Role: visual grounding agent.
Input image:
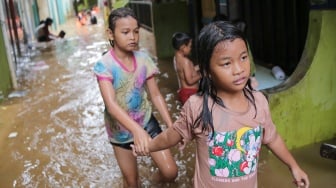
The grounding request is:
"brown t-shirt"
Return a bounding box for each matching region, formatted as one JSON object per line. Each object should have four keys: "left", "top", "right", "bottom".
{"left": 173, "top": 91, "right": 277, "bottom": 188}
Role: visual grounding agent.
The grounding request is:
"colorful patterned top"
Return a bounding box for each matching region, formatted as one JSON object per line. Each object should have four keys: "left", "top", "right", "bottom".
{"left": 93, "top": 49, "right": 158, "bottom": 144}
{"left": 173, "top": 91, "right": 277, "bottom": 188}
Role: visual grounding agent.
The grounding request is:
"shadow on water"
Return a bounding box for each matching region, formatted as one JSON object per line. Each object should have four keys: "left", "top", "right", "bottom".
{"left": 0, "top": 16, "right": 335, "bottom": 188}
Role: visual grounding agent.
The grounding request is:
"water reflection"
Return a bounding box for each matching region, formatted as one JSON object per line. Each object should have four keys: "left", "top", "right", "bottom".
{"left": 0, "top": 17, "right": 335, "bottom": 188}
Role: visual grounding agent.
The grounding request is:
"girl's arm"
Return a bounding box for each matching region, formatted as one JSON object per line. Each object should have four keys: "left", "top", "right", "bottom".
{"left": 267, "top": 134, "right": 310, "bottom": 188}
{"left": 146, "top": 77, "right": 173, "bottom": 127}
{"left": 98, "top": 80, "right": 151, "bottom": 149}
{"left": 150, "top": 127, "right": 182, "bottom": 151}
{"left": 133, "top": 126, "right": 183, "bottom": 156}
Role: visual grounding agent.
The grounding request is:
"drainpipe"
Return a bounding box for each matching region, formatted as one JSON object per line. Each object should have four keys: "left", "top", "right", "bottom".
{"left": 20, "top": 0, "right": 36, "bottom": 43}
{"left": 0, "top": 1, "right": 18, "bottom": 89}
{"left": 4, "top": 0, "right": 17, "bottom": 64}
{"left": 8, "top": 0, "right": 21, "bottom": 57}
{"left": 188, "top": 0, "right": 202, "bottom": 61}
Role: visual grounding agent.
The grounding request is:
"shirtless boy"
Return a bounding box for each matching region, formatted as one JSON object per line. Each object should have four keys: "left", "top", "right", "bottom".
{"left": 172, "top": 32, "right": 201, "bottom": 105}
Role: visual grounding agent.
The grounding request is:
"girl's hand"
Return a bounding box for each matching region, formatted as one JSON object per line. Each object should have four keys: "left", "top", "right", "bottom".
{"left": 291, "top": 166, "right": 310, "bottom": 188}
{"left": 132, "top": 127, "right": 151, "bottom": 155}
{"left": 130, "top": 144, "right": 140, "bottom": 156}
{"left": 130, "top": 143, "right": 151, "bottom": 156}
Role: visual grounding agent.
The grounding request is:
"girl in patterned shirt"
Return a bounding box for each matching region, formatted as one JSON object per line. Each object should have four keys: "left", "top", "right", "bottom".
{"left": 94, "top": 7, "right": 177, "bottom": 187}
{"left": 132, "top": 21, "right": 309, "bottom": 188}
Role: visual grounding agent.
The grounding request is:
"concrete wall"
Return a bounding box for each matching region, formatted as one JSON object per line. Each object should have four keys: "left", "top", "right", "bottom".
{"left": 267, "top": 10, "right": 336, "bottom": 149}
{"left": 0, "top": 25, "right": 12, "bottom": 101}
{"left": 153, "top": 2, "right": 189, "bottom": 58}
{"left": 37, "top": 0, "right": 49, "bottom": 22}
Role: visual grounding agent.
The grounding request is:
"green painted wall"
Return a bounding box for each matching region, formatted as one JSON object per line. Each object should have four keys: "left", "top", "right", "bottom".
{"left": 153, "top": 2, "right": 189, "bottom": 58}
{"left": 267, "top": 10, "right": 336, "bottom": 149}
{"left": 0, "top": 25, "right": 13, "bottom": 101}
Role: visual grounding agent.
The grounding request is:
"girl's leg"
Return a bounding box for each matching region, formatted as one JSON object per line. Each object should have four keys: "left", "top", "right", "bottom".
{"left": 150, "top": 149, "right": 178, "bottom": 182}
{"left": 113, "top": 145, "right": 140, "bottom": 188}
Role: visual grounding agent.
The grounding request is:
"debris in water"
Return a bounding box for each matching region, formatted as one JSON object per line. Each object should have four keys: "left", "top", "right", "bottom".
{"left": 8, "top": 90, "right": 27, "bottom": 98}
{"left": 320, "top": 143, "right": 336, "bottom": 160}
{"left": 8, "top": 132, "right": 18, "bottom": 138}
{"left": 32, "top": 60, "right": 49, "bottom": 71}
{"left": 161, "top": 73, "right": 168, "bottom": 78}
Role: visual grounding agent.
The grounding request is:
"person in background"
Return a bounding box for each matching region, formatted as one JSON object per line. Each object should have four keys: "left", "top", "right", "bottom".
{"left": 132, "top": 21, "right": 310, "bottom": 188}
{"left": 87, "top": 10, "right": 97, "bottom": 25}
{"left": 172, "top": 32, "right": 201, "bottom": 105}
{"left": 35, "top": 17, "right": 65, "bottom": 42}
{"left": 93, "top": 7, "right": 177, "bottom": 187}
{"left": 77, "top": 10, "right": 87, "bottom": 25}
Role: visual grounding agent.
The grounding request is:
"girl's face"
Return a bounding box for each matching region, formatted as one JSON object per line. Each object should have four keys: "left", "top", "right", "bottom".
{"left": 109, "top": 16, "right": 139, "bottom": 51}
{"left": 209, "top": 38, "right": 250, "bottom": 93}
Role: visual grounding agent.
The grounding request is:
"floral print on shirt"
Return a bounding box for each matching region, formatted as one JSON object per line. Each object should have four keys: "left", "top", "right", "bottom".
{"left": 208, "top": 126, "right": 262, "bottom": 178}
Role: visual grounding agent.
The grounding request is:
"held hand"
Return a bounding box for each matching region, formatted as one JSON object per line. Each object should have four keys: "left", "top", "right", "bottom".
{"left": 132, "top": 127, "right": 151, "bottom": 156}
{"left": 130, "top": 143, "right": 150, "bottom": 156}
{"left": 291, "top": 167, "right": 310, "bottom": 188}
{"left": 130, "top": 144, "right": 140, "bottom": 156}
{"left": 131, "top": 144, "right": 149, "bottom": 157}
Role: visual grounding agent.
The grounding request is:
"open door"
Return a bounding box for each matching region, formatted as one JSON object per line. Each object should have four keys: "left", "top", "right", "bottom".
{"left": 240, "top": 0, "right": 310, "bottom": 76}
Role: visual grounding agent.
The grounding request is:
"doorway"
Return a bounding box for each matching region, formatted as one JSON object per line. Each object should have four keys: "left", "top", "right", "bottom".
{"left": 235, "top": 0, "right": 310, "bottom": 76}
{"left": 198, "top": 0, "right": 310, "bottom": 89}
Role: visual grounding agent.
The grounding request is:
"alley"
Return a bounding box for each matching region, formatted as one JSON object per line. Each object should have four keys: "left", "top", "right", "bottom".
{"left": 0, "top": 15, "right": 335, "bottom": 188}
{"left": 0, "top": 16, "right": 191, "bottom": 187}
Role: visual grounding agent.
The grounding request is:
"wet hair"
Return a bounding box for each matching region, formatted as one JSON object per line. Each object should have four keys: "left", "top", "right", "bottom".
{"left": 107, "top": 7, "right": 139, "bottom": 47}
{"left": 172, "top": 32, "right": 191, "bottom": 50}
{"left": 108, "top": 7, "right": 139, "bottom": 32}
{"left": 212, "top": 14, "right": 228, "bottom": 22}
{"left": 45, "top": 17, "right": 53, "bottom": 25}
{"left": 195, "top": 21, "right": 256, "bottom": 138}
{"left": 232, "top": 19, "right": 247, "bottom": 33}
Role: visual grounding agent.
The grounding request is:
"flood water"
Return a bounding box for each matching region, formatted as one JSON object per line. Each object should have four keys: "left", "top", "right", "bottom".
{"left": 0, "top": 16, "right": 335, "bottom": 188}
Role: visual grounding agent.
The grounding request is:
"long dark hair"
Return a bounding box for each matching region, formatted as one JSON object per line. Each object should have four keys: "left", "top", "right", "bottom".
{"left": 194, "top": 21, "right": 256, "bottom": 138}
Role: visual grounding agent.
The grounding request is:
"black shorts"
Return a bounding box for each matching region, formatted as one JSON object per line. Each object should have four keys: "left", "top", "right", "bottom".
{"left": 38, "top": 36, "right": 50, "bottom": 42}
{"left": 111, "top": 115, "right": 162, "bottom": 150}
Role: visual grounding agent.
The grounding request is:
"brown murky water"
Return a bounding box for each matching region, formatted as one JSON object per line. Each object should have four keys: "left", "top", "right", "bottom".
{"left": 0, "top": 16, "right": 335, "bottom": 188}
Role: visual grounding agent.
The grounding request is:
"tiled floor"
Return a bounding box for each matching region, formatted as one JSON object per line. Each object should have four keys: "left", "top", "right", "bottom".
{"left": 254, "top": 64, "right": 285, "bottom": 90}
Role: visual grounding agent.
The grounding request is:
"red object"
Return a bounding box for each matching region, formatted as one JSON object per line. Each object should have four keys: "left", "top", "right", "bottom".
{"left": 104, "top": 0, "right": 108, "bottom": 6}
{"left": 178, "top": 88, "right": 198, "bottom": 105}
{"left": 226, "top": 139, "right": 234, "bottom": 147}
{"left": 212, "top": 146, "right": 224, "bottom": 156}
{"left": 239, "top": 161, "right": 248, "bottom": 171}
